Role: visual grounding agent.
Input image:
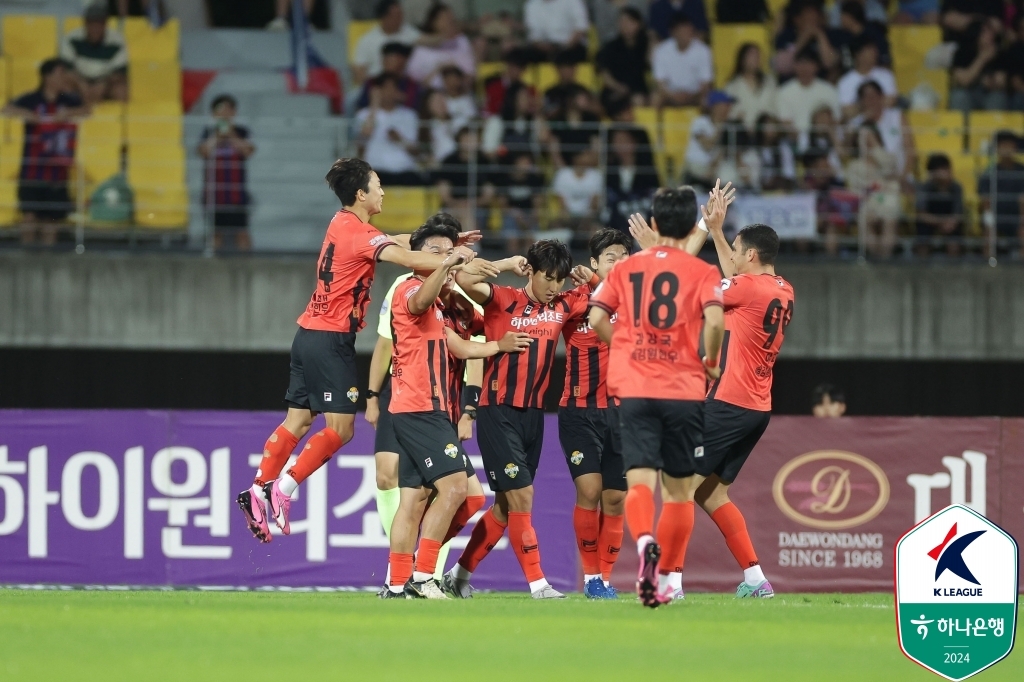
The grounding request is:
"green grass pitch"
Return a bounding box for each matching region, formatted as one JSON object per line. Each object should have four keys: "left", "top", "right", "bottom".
{"left": 0, "top": 590, "right": 1019, "bottom": 681}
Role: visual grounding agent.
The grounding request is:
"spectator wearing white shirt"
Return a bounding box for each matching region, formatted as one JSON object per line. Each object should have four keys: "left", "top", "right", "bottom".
{"left": 837, "top": 39, "right": 897, "bottom": 120}
{"left": 552, "top": 148, "right": 603, "bottom": 236}
{"left": 847, "top": 80, "right": 914, "bottom": 177}
{"left": 651, "top": 15, "right": 713, "bottom": 107}
{"left": 355, "top": 74, "right": 423, "bottom": 185}
{"left": 524, "top": 0, "right": 591, "bottom": 62}
{"left": 352, "top": 0, "right": 422, "bottom": 86}
{"left": 776, "top": 48, "right": 840, "bottom": 139}
{"left": 440, "top": 65, "right": 477, "bottom": 131}
{"left": 684, "top": 90, "right": 736, "bottom": 187}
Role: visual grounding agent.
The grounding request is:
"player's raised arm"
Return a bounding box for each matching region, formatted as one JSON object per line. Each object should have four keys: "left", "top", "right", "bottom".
{"left": 378, "top": 240, "right": 477, "bottom": 272}
{"left": 407, "top": 251, "right": 468, "bottom": 315}
{"left": 452, "top": 255, "right": 524, "bottom": 305}
{"left": 444, "top": 327, "right": 532, "bottom": 359}
{"left": 702, "top": 180, "right": 740, "bottom": 278}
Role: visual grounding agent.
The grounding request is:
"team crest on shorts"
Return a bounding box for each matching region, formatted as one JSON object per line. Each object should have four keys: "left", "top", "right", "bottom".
{"left": 694, "top": 446, "right": 705, "bottom": 458}
{"left": 444, "top": 443, "right": 458, "bottom": 458}
{"left": 504, "top": 463, "right": 519, "bottom": 479}
{"left": 347, "top": 387, "right": 359, "bottom": 402}
{"left": 570, "top": 450, "right": 584, "bottom": 465}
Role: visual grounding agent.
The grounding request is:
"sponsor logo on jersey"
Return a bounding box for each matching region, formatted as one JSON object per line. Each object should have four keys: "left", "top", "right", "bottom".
{"left": 570, "top": 451, "right": 584, "bottom": 465}
{"left": 370, "top": 234, "right": 390, "bottom": 247}
{"left": 444, "top": 443, "right": 458, "bottom": 458}
{"left": 347, "top": 387, "right": 359, "bottom": 402}
{"left": 504, "top": 463, "right": 519, "bottom": 479}
{"left": 772, "top": 450, "right": 890, "bottom": 530}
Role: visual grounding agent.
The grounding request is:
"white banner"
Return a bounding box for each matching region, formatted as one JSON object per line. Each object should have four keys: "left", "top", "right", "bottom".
{"left": 729, "top": 192, "right": 818, "bottom": 239}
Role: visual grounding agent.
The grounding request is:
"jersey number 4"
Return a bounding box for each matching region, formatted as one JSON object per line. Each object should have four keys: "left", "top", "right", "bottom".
{"left": 628, "top": 272, "right": 679, "bottom": 329}
{"left": 762, "top": 298, "right": 793, "bottom": 349}
{"left": 318, "top": 243, "right": 336, "bottom": 293}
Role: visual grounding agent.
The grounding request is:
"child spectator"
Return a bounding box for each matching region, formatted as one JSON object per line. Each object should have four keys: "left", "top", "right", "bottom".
{"left": 596, "top": 7, "right": 651, "bottom": 113}
{"left": 355, "top": 74, "right": 423, "bottom": 186}
{"left": 724, "top": 43, "right": 778, "bottom": 133}
{"left": 495, "top": 152, "right": 546, "bottom": 253}
{"left": 915, "top": 153, "right": 965, "bottom": 256}
{"left": 197, "top": 94, "right": 256, "bottom": 252}
{"left": 651, "top": 15, "right": 713, "bottom": 107}
{"left": 60, "top": 3, "right": 128, "bottom": 104}
{"left": 806, "top": 105, "right": 846, "bottom": 180}
{"left": 552, "top": 147, "right": 603, "bottom": 237}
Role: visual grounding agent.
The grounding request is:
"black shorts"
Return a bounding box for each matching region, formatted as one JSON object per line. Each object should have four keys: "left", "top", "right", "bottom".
{"left": 374, "top": 376, "right": 401, "bottom": 455}
{"left": 558, "top": 406, "right": 627, "bottom": 492}
{"left": 617, "top": 398, "right": 704, "bottom": 478}
{"left": 284, "top": 327, "right": 359, "bottom": 414}
{"left": 697, "top": 399, "right": 771, "bottom": 484}
{"left": 18, "top": 182, "right": 71, "bottom": 221}
{"left": 393, "top": 410, "right": 471, "bottom": 489}
{"left": 477, "top": 404, "right": 544, "bottom": 492}
{"left": 213, "top": 208, "right": 249, "bottom": 232}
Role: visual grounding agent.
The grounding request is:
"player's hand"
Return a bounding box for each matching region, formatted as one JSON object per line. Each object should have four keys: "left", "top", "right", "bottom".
{"left": 459, "top": 258, "right": 500, "bottom": 279}
{"left": 453, "top": 245, "right": 477, "bottom": 263}
{"left": 702, "top": 356, "right": 722, "bottom": 381}
{"left": 456, "top": 230, "right": 482, "bottom": 247}
{"left": 507, "top": 255, "right": 529, "bottom": 276}
{"left": 628, "top": 213, "right": 658, "bottom": 250}
{"left": 497, "top": 332, "right": 533, "bottom": 353}
{"left": 364, "top": 398, "right": 380, "bottom": 430}
{"left": 442, "top": 251, "right": 467, "bottom": 270}
{"left": 701, "top": 179, "right": 731, "bottom": 235}
{"left": 457, "top": 413, "right": 474, "bottom": 441}
{"left": 570, "top": 264, "right": 595, "bottom": 287}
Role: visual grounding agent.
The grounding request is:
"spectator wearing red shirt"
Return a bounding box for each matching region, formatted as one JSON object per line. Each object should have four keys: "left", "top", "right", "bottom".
{"left": 198, "top": 94, "right": 256, "bottom": 252}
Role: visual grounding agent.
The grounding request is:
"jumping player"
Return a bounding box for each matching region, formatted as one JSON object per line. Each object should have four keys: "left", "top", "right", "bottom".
{"left": 237, "top": 158, "right": 483, "bottom": 542}
{"left": 589, "top": 187, "right": 725, "bottom": 608}
{"left": 558, "top": 229, "right": 633, "bottom": 599}
{"left": 443, "top": 240, "right": 592, "bottom": 599}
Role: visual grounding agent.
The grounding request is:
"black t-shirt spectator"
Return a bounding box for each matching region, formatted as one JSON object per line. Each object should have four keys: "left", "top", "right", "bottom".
{"left": 596, "top": 36, "right": 649, "bottom": 96}
{"left": 941, "top": 0, "right": 1004, "bottom": 45}
{"left": 716, "top": 0, "right": 769, "bottom": 23}
{"left": 550, "top": 112, "right": 600, "bottom": 165}
{"left": 1003, "top": 39, "right": 1024, "bottom": 83}
{"left": 775, "top": 25, "right": 845, "bottom": 74}
{"left": 952, "top": 30, "right": 1006, "bottom": 84}
{"left": 434, "top": 151, "right": 496, "bottom": 199}
{"left": 493, "top": 168, "right": 545, "bottom": 210}
{"left": 836, "top": 22, "right": 892, "bottom": 69}
{"left": 915, "top": 180, "right": 964, "bottom": 235}
{"left": 978, "top": 161, "right": 1024, "bottom": 236}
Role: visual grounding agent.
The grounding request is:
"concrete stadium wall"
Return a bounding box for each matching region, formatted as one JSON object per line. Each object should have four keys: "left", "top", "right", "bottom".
{"left": 1, "top": 254, "right": 1023, "bottom": 359}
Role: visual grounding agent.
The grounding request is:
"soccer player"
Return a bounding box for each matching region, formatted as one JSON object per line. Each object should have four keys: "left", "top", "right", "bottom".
{"left": 589, "top": 187, "right": 725, "bottom": 608}
{"left": 383, "top": 222, "right": 532, "bottom": 598}
{"left": 443, "top": 240, "right": 592, "bottom": 599}
{"left": 237, "top": 158, "right": 485, "bottom": 542}
{"left": 689, "top": 216, "right": 794, "bottom": 599}
{"left": 558, "top": 229, "right": 633, "bottom": 599}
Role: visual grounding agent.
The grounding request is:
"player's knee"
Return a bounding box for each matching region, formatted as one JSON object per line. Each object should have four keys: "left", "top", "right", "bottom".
{"left": 375, "top": 470, "right": 398, "bottom": 490}
{"left": 506, "top": 486, "right": 534, "bottom": 512}
{"left": 602, "top": 490, "right": 626, "bottom": 515}
{"left": 438, "top": 474, "right": 468, "bottom": 506}
{"left": 574, "top": 478, "right": 602, "bottom": 509}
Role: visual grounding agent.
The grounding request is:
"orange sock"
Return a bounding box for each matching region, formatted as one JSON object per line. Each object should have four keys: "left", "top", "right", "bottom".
{"left": 711, "top": 502, "right": 759, "bottom": 569}
{"left": 573, "top": 506, "right": 601, "bottom": 575}
{"left": 254, "top": 426, "right": 299, "bottom": 487}
{"left": 624, "top": 485, "right": 655, "bottom": 542}
{"left": 415, "top": 538, "right": 442, "bottom": 576}
{"left": 598, "top": 512, "right": 624, "bottom": 582}
{"left": 457, "top": 506, "right": 507, "bottom": 573}
{"left": 285, "top": 428, "right": 344, "bottom": 485}
{"left": 508, "top": 511, "right": 545, "bottom": 583}
{"left": 657, "top": 501, "right": 695, "bottom": 575}
{"left": 389, "top": 552, "right": 413, "bottom": 587}
{"left": 443, "top": 495, "right": 486, "bottom": 545}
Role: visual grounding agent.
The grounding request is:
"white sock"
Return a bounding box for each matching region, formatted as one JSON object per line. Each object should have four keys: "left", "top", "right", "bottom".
{"left": 669, "top": 572, "right": 682, "bottom": 591}
{"left": 412, "top": 571, "right": 432, "bottom": 582}
{"left": 636, "top": 534, "right": 654, "bottom": 555}
{"left": 584, "top": 573, "right": 602, "bottom": 583}
{"left": 388, "top": 584, "right": 403, "bottom": 594}
{"left": 452, "top": 563, "right": 472, "bottom": 581}
{"left": 657, "top": 573, "right": 671, "bottom": 592}
{"left": 250, "top": 482, "right": 268, "bottom": 508}
{"left": 604, "top": 580, "right": 611, "bottom": 587}
{"left": 277, "top": 474, "right": 298, "bottom": 498}
{"left": 529, "top": 578, "right": 550, "bottom": 593}
{"left": 385, "top": 563, "right": 391, "bottom": 585}
{"left": 744, "top": 565, "right": 766, "bottom": 586}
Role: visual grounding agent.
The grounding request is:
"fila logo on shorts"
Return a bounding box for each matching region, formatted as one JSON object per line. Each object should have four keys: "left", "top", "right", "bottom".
{"left": 425, "top": 457, "right": 433, "bottom": 468}
{"left": 695, "top": 446, "right": 705, "bottom": 458}
{"left": 324, "top": 392, "right": 332, "bottom": 402}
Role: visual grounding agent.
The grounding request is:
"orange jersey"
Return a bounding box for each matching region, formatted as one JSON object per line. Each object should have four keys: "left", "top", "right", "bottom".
{"left": 442, "top": 294, "right": 485, "bottom": 422}
{"left": 481, "top": 284, "right": 590, "bottom": 409}
{"left": 591, "top": 245, "right": 723, "bottom": 401}
{"left": 707, "top": 273, "right": 794, "bottom": 411}
{"left": 296, "top": 210, "right": 396, "bottom": 333}
{"left": 560, "top": 284, "right": 611, "bottom": 409}
{"left": 388, "top": 278, "right": 453, "bottom": 415}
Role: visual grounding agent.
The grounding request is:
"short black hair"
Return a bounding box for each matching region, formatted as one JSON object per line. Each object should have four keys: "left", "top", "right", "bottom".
{"left": 377, "top": 72, "right": 402, "bottom": 89}
{"left": 736, "top": 223, "right": 780, "bottom": 266}
{"left": 325, "top": 158, "right": 374, "bottom": 206}
{"left": 651, "top": 186, "right": 697, "bottom": 238}
{"left": 527, "top": 239, "right": 572, "bottom": 279}
{"left": 850, "top": 36, "right": 877, "bottom": 57}
{"left": 554, "top": 49, "right": 579, "bottom": 67}
{"left": 39, "top": 58, "right": 70, "bottom": 79}
{"left": 995, "top": 130, "right": 1019, "bottom": 147}
{"left": 440, "top": 64, "right": 464, "bottom": 78}
{"left": 856, "top": 79, "right": 883, "bottom": 100}
{"left": 410, "top": 213, "right": 460, "bottom": 251}
{"left": 794, "top": 46, "right": 820, "bottom": 67}
{"left": 589, "top": 228, "right": 633, "bottom": 259}
{"left": 669, "top": 14, "right": 693, "bottom": 30}
{"left": 504, "top": 47, "right": 530, "bottom": 67}
{"left": 210, "top": 94, "right": 238, "bottom": 112}
{"left": 375, "top": 0, "right": 399, "bottom": 19}
{"left": 381, "top": 41, "right": 413, "bottom": 58}
{"left": 813, "top": 383, "right": 845, "bottom": 407}
{"left": 926, "top": 153, "right": 951, "bottom": 172}
{"left": 840, "top": 0, "right": 865, "bottom": 24}
{"left": 621, "top": 6, "right": 643, "bottom": 24}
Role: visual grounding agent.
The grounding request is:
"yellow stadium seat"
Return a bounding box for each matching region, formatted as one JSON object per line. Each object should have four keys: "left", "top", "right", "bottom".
{"left": 129, "top": 60, "right": 181, "bottom": 104}
{"left": 77, "top": 103, "right": 124, "bottom": 188}
{"left": 122, "top": 18, "right": 179, "bottom": 63}
{"left": 967, "top": 111, "right": 1024, "bottom": 156}
{"left": 348, "top": 20, "right": 376, "bottom": 61}
{"left": 587, "top": 25, "right": 599, "bottom": 61}
{"left": 0, "top": 55, "right": 7, "bottom": 101}
{"left": 0, "top": 142, "right": 21, "bottom": 180}
{"left": 127, "top": 143, "right": 185, "bottom": 188}
{"left": 2, "top": 15, "right": 58, "bottom": 60}
{"left": 134, "top": 183, "right": 187, "bottom": 228}
{"left": 632, "top": 106, "right": 668, "bottom": 184}
{"left": 371, "top": 186, "right": 437, "bottom": 233}
{"left": 890, "top": 25, "right": 942, "bottom": 72}
{"left": 662, "top": 107, "right": 700, "bottom": 182}
{"left": 4, "top": 116, "right": 24, "bottom": 147}
{"left": 8, "top": 57, "right": 42, "bottom": 99}
{"left": 527, "top": 62, "right": 598, "bottom": 95}
{"left": 711, "top": 24, "right": 770, "bottom": 88}
{"left": 767, "top": 0, "right": 789, "bottom": 17}
{"left": 77, "top": 141, "right": 121, "bottom": 187}
{"left": 126, "top": 102, "right": 182, "bottom": 145}
{"left": 894, "top": 66, "right": 948, "bottom": 108}
{"left": 908, "top": 110, "right": 964, "bottom": 176}
{"left": 0, "top": 179, "right": 17, "bottom": 224}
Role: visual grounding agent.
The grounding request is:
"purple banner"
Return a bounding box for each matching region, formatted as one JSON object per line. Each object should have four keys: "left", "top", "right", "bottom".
{"left": 0, "top": 410, "right": 578, "bottom": 591}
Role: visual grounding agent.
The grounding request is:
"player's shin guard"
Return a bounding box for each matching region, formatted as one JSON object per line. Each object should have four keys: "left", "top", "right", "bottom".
{"left": 573, "top": 506, "right": 601, "bottom": 576}
{"left": 285, "top": 428, "right": 344, "bottom": 486}
{"left": 710, "top": 502, "right": 760, "bottom": 569}
{"left": 457, "top": 506, "right": 507, "bottom": 573}
{"left": 623, "top": 485, "right": 655, "bottom": 545}
{"left": 508, "top": 511, "right": 545, "bottom": 583}
{"left": 254, "top": 426, "right": 299, "bottom": 487}
{"left": 599, "top": 512, "right": 624, "bottom": 581}
{"left": 389, "top": 552, "right": 414, "bottom": 587}
{"left": 657, "top": 501, "right": 695, "bottom": 575}
{"left": 376, "top": 487, "right": 401, "bottom": 539}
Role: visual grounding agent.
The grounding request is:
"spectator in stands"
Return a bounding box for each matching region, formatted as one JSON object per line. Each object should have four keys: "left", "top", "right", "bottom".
{"left": 846, "top": 122, "right": 901, "bottom": 257}
{"left": 548, "top": 88, "right": 601, "bottom": 167}
{"left": 543, "top": 51, "right": 592, "bottom": 117}
{"left": 837, "top": 39, "right": 897, "bottom": 119}
{"left": 419, "top": 90, "right": 457, "bottom": 166}
{"left": 978, "top": 131, "right": 1024, "bottom": 247}
{"left": 803, "top": 149, "right": 856, "bottom": 256}
{"left": 684, "top": 90, "right": 736, "bottom": 188}
{"left": 605, "top": 127, "right": 660, "bottom": 232}
{"left": 807, "top": 105, "right": 846, "bottom": 179}
{"left": 915, "top": 153, "right": 965, "bottom": 256}
{"left": 352, "top": 0, "right": 422, "bottom": 87}
{"left": 835, "top": 2, "right": 892, "bottom": 70}
{"left": 440, "top": 66, "right": 477, "bottom": 130}
{"left": 494, "top": 151, "right": 545, "bottom": 253}
{"left": 355, "top": 74, "right": 423, "bottom": 186}
{"left": 1007, "top": 14, "right": 1024, "bottom": 110}
{"left": 847, "top": 80, "right": 913, "bottom": 177}
{"left": 753, "top": 113, "right": 797, "bottom": 191}
{"left": 773, "top": 0, "right": 841, "bottom": 81}
{"left": 197, "top": 94, "right": 255, "bottom": 252}
{"left": 2, "top": 59, "right": 87, "bottom": 246}
{"left": 649, "top": 0, "right": 709, "bottom": 40}
{"left": 482, "top": 48, "right": 531, "bottom": 116}
{"left": 812, "top": 384, "right": 847, "bottom": 417}
{"left": 523, "top": 0, "right": 590, "bottom": 63}
{"left": 950, "top": 20, "right": 1009, "bottom": 111}
{"left": 592, "top": 0, "right": 648, "bottom": 43}
{"left": 777, "top": 48, "right": 840, "bottom": 140}
{"left": 109, "top": 0, "right": 162, "bottom": 20}
{"left": 61, "top": 3, "right": 128, "bottom": 105}
{"left": 651, "top": 15, "right": 714, "bottom": 107}
{"left": 355, "top": 43, "right": 419, "bottom": 111}
{"left": 596, "top": 8, "right": 651, "bottom": 114}
{"left": 725, "top": 43, "right": 778, "bottom": 133}
{"left": 436, "top": 126, "right": 496, "bottom": 231}
{"left": 939, "top": 0, "right": 1004, "bottom": 48}
{"left": 482, "top": 83, "right": 549, "bottom": 161}
{"left": 552, "top": 147, "right": 603, "bottom": 237}
{"left": 716, "top": 0, "right": 770, "bottom": 24}
{"left": 267, "top": 0, "right": 315, "bottom": 30}
{"left": 894, "top": 0, "right": 940, "bottom": 24}
{"left": 828, "top": 0, "right": 888, "bottom": 29}
{"left": 408, "top": 3, "right": 476, "bottom": 88}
